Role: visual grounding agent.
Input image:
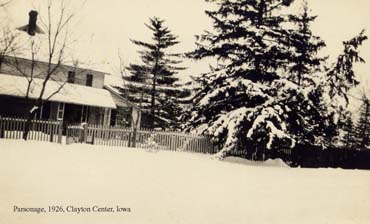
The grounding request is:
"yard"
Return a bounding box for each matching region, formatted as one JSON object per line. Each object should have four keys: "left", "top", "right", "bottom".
{"left": 0, "top": 139, "right": 370, "bottom": 224}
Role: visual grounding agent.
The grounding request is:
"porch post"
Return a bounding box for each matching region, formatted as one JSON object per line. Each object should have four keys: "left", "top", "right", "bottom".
{"left": 85, "top": 106, "right": 89, "bottom": 123}
{"left": 80, "top": 105, "right": 84, "bottom": 123}
{"left": 103, "top": 108, "right": 111, "bottom": 127}
{"left": 39, "top": 104, "right": 43, "bottom": 119}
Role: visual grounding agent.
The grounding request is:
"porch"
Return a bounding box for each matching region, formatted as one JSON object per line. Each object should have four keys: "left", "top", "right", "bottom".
{"left": 0, "top": 95, "right": 137, "bottom": 128}
{"left": 0, "top": 73, "right": 141, "bottom": 129}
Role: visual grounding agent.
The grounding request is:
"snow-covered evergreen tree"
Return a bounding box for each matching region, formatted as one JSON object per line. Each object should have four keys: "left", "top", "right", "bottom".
{"left": 185, "top": 0, "right": 367, "bottom": 160}
{"left": 185, "top": 0, "right": 302, "bottom": 159}
{"left": 121, "top": 17, "right": 188, "bottom": 129}
{"left": 319, "top": 30, "right": 368, "bottom": 146}
{"left": 341, "top": 115, "right": 356, "bottom": 148}
{"left": 280, "top": 1, "right": 329, "bottom": 145}
{"left": 287, "top": 0, "right": 326, "bottom": 87}
{"left": 326, "top": 30, "right": 367, "bottom": 106}
{"left": 355, "top": 96, "right": 370, "bottom": 148}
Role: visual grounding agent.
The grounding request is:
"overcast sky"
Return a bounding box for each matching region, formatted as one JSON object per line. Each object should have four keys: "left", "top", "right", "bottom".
{"left": 3, "top": 0, "right": 370, "bottom": 104}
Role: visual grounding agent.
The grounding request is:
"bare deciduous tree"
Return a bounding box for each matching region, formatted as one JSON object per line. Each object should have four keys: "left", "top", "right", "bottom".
{"left": 15, "top": 0, "right": 79, "bottom": 140}
{"left": 115, "top": 51, "right": 143, "bottom": 146}
{"left": 0, "top": 19, "right": 20, "bottom": 70}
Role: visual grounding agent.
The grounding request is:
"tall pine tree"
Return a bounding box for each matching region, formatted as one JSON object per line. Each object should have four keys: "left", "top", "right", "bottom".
{"left": 281, "top": 1, "right": 327, "bottom": 145}
{"left": 287, "top": 0, "right": 326, "bottom": 87}
{"left": 121, "top": 17, "right": 187, "bottom": 129}
{"left": 185, "top": 0, "right": 304, "bottom": 160}
{"left": 342, "top": 115, "right": 356, "bottom": 148}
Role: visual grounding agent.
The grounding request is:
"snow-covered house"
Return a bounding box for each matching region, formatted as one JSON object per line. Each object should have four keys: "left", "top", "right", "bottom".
{"left": 0, "top": 56, "right": 141, "bottom": 128}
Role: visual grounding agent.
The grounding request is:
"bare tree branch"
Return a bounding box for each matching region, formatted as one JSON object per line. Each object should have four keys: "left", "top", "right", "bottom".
{"left": 0, "top": 22, "right": 20, "bottom": 69}
{"left": 14, "top": 0, "right": 80, "bottom": 140}
{"left": 0, "top": 0, "right": 12, "bottom": 8}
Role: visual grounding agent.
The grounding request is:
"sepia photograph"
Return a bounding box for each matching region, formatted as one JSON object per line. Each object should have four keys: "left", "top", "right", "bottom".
{"left": 0, "top": 0, "right": 370, "bottom": 223}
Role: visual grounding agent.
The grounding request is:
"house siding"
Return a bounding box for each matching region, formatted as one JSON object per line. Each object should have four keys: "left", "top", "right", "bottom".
{"left": 0, "top": 56, "right": 105, "bottom": 89}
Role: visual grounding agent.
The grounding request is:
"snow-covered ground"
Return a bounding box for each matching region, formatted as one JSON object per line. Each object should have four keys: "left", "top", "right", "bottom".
{"left": 0, "top": 139, "right": 369, "bottom": 224}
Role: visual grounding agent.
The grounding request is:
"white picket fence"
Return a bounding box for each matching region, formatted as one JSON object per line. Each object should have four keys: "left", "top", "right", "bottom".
{"left": 0, "top": 116, "right": 62, "bottom": 143}
{"left": 66, "top": 124, "right": 217, "bottom": 154}
{"left": 0, "top": 117, "right": 216, "bottom": 154}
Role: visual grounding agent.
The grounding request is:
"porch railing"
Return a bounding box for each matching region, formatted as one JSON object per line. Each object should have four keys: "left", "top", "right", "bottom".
{"left": 66, "top": 124, "right": 217, "bottom": 154}
{"left": 0, "top": 116, "right": 63, "bottom": 143}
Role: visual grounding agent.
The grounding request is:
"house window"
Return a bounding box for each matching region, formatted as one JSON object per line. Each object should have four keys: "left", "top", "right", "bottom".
{"left": 57, "top": 103, "right": 65, "bottom": 121}
{"left": 86, "top": 74, "right": 93, "bottom": 87}
{"left": 67, "top": 71, "right": 75, "bottom": 83}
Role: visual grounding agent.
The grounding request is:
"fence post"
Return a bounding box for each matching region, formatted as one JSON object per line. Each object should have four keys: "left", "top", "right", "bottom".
{"left": 132, "top": 128, "right": 137, "bottom": 148}
{"left": 0, "top": 116, "right": 3, "bottom": 138}
{"left": 50, "top": 121, "right": 54, "bottom": 142}
{"left": 57, "top": 121, "right": 63, "bottom": 144}
{"left": 83, "top": 123, "right": 88, "bottom": 143}
{"left": 92, "top": 129, "right": 95, "bottom": 145}
{"left": 128, "top": 132, "right": 132, "bottom": 147}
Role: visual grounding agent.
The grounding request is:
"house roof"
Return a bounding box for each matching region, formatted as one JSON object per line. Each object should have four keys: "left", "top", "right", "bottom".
{"left": 3, "top": 55, "right": 109, "bottom": 76}
{"left": 0, "top": 73, "right": 116, "bottom": 108}
{"left": 104, "top": 85, "right": 141, "bottom": 111}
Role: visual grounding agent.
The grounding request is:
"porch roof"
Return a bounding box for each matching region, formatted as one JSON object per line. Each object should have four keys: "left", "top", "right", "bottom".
{"left": 104, "top": 85, "right": 141, "bottom": 110}
{"left": 0, "top": 73, "right": 116, "bottom": 109}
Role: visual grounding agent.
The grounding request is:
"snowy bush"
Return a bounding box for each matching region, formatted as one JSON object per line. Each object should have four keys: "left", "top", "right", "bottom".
{"left": 144, "top": 134, "right": 160, "bottom": 152}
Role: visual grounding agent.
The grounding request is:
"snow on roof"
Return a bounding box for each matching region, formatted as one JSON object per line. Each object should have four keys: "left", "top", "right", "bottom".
{"left": 0, "top": 73, "right": 116, "bottom": 109}
{"left": 119, "top": 79, "right": 190, "bottom": 92}
{"left": 4, "top": 56, "right": 108, "bottom": 76}
{"left": 104, "top": 85, "right": 140, "bottom": 110}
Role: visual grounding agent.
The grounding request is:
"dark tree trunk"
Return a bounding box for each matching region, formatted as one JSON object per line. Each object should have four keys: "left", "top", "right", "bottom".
{"left": 23, "top": 111, "right": 36, "bottom": 140}
{"left": 257, "top": 0, "right": 266, "bottom": 26}
{"left": 361, "top": 102, "right": 370, "bottom": 147}
{"left": 22, "top": 101, "right": 41, "bottom": 140}
{"left": 132, "top": 128, "right": 137, "bottom": 147}
{"left": 150, "top": 76, "right": 156, "bottom": 129}
{"left": 150, "top": 58, "right": 159, "bottom": 129}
